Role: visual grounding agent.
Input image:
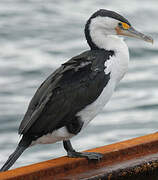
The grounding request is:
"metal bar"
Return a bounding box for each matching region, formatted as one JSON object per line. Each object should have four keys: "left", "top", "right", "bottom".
{"left": 1, "top": 132, "right": 158, "bottom": 180}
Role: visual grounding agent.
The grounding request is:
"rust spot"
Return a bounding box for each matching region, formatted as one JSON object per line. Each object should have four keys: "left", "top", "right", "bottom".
{"left": 121, "top": 171, "right": 127, "bottom": 176}
{"left": 134, "top": 166, "right": 142, "bottom": 174}
{"left": 108, "top": 173, "right": 112, "bottom": 180}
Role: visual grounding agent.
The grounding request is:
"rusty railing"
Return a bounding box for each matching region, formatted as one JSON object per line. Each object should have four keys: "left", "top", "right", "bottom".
{"left": 1, "top": 132, "right": 158, "bottom": 179}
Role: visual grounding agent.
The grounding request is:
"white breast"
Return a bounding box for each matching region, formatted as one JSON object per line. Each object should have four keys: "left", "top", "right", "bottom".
{"left": 77, "top": 36, "right": 129, "bottom": 128}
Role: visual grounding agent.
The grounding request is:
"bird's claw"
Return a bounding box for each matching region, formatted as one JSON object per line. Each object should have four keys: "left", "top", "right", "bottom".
{"left": 67, "top": 151, "right": 103, "bottom": 161}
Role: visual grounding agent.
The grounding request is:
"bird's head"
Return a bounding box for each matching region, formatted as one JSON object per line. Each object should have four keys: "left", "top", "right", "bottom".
{"left": 85, "top": 9, "right": 153, "bottom": 50}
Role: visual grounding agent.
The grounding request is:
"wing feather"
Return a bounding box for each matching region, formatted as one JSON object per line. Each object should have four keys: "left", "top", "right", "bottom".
{"left": 19, "top": 50, "right": 112, "bottom": 136}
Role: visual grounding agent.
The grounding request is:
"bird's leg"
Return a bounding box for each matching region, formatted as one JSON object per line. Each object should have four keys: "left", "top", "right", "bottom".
{"left": 63, "top": 140, "right": 103, "bottom": 160}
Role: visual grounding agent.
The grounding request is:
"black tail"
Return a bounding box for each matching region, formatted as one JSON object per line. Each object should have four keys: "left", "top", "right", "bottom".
{"left": 0, "top": 146, "right": 27, "bottom": 172}
{"left": 0, "top": 136, "right": 31, "bottom": 172}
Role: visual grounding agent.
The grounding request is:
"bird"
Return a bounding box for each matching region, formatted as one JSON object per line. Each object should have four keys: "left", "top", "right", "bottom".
{"left": 0, "top": 9, "right": 153, "bottom": 172}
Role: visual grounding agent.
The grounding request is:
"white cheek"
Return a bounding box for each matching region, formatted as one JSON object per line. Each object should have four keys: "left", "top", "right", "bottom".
{"left": 90, "top": 16, "right": 118, "bottom": 36}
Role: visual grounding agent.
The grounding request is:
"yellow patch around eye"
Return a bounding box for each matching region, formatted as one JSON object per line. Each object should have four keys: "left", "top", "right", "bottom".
{"left": 122, "top": 22, "right": 130, "bottom": 30}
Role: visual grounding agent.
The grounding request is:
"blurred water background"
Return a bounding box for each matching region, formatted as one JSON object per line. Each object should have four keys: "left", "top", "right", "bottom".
{"left": 0, "top": 0, "right": 158, "bottom": 169}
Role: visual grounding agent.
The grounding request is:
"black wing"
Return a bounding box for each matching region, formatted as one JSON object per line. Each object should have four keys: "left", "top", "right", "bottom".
{"left": 19, "top": 50, "right": 113, "bottom": 137}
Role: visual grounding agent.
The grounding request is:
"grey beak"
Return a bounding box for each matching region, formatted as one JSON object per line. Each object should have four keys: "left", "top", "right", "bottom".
{"left": 126, "top": 27, "right": 153, "bottom": 44}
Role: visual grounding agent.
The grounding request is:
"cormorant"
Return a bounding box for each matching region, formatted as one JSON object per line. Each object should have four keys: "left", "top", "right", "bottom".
{"left": 0, "top": 9, "right": 153, "bottom": 172}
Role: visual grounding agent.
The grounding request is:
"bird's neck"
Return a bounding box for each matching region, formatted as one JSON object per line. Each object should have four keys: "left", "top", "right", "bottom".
{"left": 85, "top": 23, "right": 130, "bottom": 82}
{"left": 89, "top": 30, "right": 130, "bottom": 83}
{"left": 104, "top": 36, "right": 129, "bottom": 83}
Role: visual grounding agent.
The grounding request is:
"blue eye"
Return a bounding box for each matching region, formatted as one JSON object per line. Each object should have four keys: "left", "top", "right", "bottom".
{"left": 118, "top": 23, "right": 122, "bottom": 27}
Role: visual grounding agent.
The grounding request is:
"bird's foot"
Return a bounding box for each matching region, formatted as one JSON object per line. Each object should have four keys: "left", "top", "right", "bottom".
{"left": 67, "top": 151, "right": 103, "bottom": 160}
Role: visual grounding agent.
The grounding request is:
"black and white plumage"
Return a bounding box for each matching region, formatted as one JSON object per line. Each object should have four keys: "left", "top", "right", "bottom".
{"left": 0, "top": 9, "right": 153, "bottom": 172}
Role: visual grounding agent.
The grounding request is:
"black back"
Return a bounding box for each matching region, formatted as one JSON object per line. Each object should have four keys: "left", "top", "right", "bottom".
{"left": 19, "top": 49, "right": 114, "bottom": 139}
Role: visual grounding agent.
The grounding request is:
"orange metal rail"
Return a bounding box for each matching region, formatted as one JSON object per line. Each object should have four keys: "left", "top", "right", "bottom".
{"left": 1, "top": 132, "right": 158, "bottom": 180}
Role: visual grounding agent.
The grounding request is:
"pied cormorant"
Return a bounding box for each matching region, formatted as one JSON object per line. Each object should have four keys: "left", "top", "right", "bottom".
{"left": 0, "top": 9, "right": 153, "bottom": 172}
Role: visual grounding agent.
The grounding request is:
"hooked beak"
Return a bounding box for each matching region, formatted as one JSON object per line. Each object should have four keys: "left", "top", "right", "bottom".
{"left": 116, "top": 26, "right": 153, "bottom": 44}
